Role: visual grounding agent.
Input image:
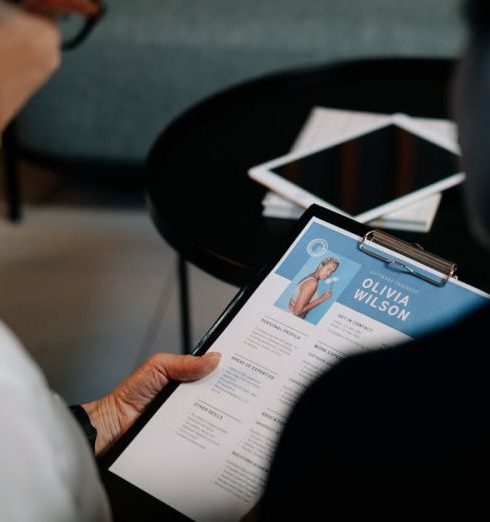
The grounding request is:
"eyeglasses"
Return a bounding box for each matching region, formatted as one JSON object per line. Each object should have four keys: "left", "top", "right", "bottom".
{"left": 8, "top": 0, "right": 106, "bottom": 50}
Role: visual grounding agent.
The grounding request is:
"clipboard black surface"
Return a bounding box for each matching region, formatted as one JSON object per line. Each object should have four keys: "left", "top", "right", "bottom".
{"left": 101, "top": 206, "right": 357, "bottom": 520}
{"left": 100, "top": 204, "right": 476, "bottom": 521}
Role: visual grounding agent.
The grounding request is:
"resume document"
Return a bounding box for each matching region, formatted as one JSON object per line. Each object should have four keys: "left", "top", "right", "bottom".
{"left": 110, "top": 217, "right": 487, "bottom": 521}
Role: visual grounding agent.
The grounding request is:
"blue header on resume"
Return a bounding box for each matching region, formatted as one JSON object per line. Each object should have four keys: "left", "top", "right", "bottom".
{"left": 275, "top": 220, "right": 488, "bottom": 338}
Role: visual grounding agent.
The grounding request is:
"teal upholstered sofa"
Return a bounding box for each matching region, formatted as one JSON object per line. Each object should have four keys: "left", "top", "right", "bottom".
{"left": 15, "top": 0, "right": 462, "bottom": 170}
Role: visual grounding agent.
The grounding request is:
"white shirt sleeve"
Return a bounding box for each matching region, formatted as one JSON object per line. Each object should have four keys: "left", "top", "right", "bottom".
{"left": 0, "top": 322, "right": 111, "bottom": 522}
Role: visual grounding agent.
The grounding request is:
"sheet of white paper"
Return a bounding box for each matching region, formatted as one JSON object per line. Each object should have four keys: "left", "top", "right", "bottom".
{"left": 368, "top": 192, "right": 442, "bottom": 233}
{"left": 263, "top": 191, "right": 442, "bottom": 232}
{"left": 262, "top": 107, "right": 458, "bottom": 232}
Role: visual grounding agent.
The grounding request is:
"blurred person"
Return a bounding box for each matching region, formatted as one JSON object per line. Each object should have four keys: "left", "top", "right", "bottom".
{"left": 0, "top": 2, "right": 220, "bottom": 520}
{"left": 255, "top": 0, "right": 490, "bottom": 519}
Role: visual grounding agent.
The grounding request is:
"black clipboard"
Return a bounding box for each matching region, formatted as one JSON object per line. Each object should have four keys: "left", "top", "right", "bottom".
{"left": 100, "top": 204, "right": 457, "bottom": 521}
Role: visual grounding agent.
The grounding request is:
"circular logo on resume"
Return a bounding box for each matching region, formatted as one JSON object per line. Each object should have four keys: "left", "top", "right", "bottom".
{"left": 307, "top": 238, "right": 328, "bottom": 257}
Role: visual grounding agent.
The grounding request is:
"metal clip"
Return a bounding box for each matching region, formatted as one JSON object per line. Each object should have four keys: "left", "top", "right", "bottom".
{"left": 358, "top": 230, "right": 457, "bottom": 287}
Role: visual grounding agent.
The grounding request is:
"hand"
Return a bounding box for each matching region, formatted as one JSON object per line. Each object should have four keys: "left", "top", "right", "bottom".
{"left": 82, "top": 352, "right": 221, "bottom": 456}
{"left": 321, "top": 289, "right": 332, "bottom": 300}
{"left": 0, "top": 1, "right": 60, "bottom": 130}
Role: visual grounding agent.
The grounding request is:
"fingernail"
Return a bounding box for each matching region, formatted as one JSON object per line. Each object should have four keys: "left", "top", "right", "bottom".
{"left": 203, "top": 352, "right": 221, "bottom": 361}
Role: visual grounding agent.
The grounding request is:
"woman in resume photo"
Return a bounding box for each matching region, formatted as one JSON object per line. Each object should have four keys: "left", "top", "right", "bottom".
{"left": 288, "top": 257, "right": 340, "bottom": 319}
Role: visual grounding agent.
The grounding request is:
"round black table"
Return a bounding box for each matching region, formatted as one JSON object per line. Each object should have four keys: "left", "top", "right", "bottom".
{"left": 147, "top": 58, "right": 490, "bottom": 351}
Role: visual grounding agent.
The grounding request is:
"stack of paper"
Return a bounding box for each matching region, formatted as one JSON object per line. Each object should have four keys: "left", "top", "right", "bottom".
{"left": 261, "top": 107, "right": 458, "bottom": 233}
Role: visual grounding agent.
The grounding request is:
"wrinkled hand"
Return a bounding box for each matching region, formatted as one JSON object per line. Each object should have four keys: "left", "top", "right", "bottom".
{"left": 82, "top": 352, "right": 221, "bottom": 456}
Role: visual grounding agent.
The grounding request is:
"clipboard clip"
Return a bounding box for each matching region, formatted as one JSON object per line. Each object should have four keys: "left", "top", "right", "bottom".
{"left": 358, "top": 230, "right": 457, "bottom": 287}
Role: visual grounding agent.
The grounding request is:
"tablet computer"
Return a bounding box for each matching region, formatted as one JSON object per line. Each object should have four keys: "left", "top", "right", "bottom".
{"left": 101, "top": 205, "right": 488, "bottom": 522}
{"left": 248, "top": 113, "right": 464, "bottom": 223}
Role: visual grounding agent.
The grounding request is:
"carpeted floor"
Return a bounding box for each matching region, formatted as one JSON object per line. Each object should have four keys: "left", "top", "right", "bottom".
{"left": 0, "top": 164, "right": 236, "bottom": 404}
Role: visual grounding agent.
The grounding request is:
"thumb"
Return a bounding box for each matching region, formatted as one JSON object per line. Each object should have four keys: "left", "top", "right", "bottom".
{"left": 150, "top": 352, "right": 222, "bottom": 384}
{"left": 114, "top": 352, "right": 221, "bottom": 409}
{"left": 85, "top": 352, "right": 221, "bottom": 456}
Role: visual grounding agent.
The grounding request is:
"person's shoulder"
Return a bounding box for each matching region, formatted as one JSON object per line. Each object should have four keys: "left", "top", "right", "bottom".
{"left": 299, "top": 276, "right": 317, "bottom": 289}
{"left": 0, "top": 320, "right": 112, "bottom": 522}
{"left": 0, "top": 321, "right": 47, "bottom": 391}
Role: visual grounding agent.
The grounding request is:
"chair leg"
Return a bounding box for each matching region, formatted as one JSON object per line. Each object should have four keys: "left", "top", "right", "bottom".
{"left": 178, "top": 256, "right": 192, "bottom": 354}
{"left": 2, "top": 122, "right": 22, "bottom": 222}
